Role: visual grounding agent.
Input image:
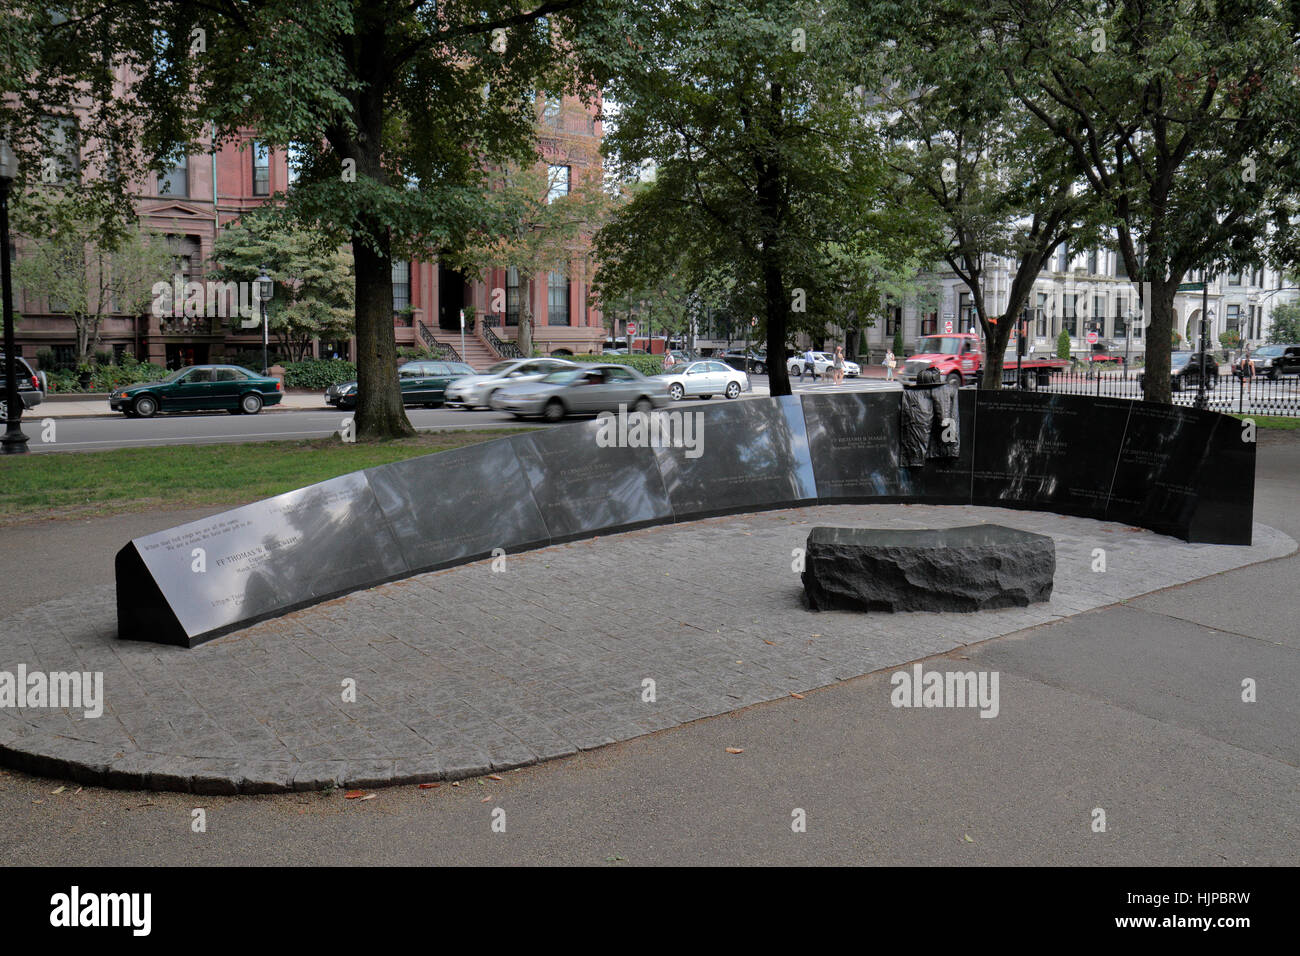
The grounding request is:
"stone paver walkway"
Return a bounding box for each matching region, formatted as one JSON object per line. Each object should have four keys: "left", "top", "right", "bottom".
{"left": 0, "top": 504, "right": 1292, "bottom": 793}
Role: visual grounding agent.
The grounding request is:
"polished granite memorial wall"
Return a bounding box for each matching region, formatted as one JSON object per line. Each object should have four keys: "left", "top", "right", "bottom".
{"left": 116, "top": 391, "right": 1255, "bottom": 646}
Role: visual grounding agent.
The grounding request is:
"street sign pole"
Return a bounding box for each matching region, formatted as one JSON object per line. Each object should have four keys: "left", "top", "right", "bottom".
{"left": 1196, "top": 278, "right": 1209, "bottom": 409}
{"left": 459, "top": 308, "right": 466, "bottom": 362}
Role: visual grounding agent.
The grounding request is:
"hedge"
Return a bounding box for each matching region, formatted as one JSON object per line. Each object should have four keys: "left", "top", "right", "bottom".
{"left": 280, "top": 358, "right": 358, "bottom": 389}
{"left": 572, "top": 353, "right": 665, "bottom": 376}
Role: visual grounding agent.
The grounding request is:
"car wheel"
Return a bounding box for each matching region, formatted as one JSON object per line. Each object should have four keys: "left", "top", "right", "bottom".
{"left": 633, "top": 396, "right": 653, "bottom": 414}
{"left": 1269, "top": 369, "right": 1279, "bottom": 381}
{"left": 133, "top": 395, "right": 158, "bottom": 418}
{"left": 669, "top": 383, "right": 685, "bottom": 401}
{"left": 240, "top": 393, "right": 264, "bottom": 415}
{"left": 725, "top": 381, "right": 741, "bottom": 399}
{"left": 945, "top": 372, "right": 962, "bottom": 388}
{"left": 543, "top": 398, "right": 565, "bottom": 422}
{"left": 700, "top": 394, "right": 712, "bottom": 400}
{"left": 754, "top": 362, "right": 765, "bottom": 375}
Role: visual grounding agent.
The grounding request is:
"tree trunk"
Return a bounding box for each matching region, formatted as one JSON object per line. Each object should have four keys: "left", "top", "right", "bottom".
{"left": 517, "top": 277, "right": 534, "bottom": 355}
{"left": 352, "top": 224, "right": 415, "bottom": 439}
{"left": 1142, "top": 281, "right": 1175, "bottom": 405}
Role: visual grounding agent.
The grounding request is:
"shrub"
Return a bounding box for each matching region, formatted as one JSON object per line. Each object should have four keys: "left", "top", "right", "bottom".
{"left": 573, "top": 353, "right": 665, "bottom": 376}
{"left": 1056, "top": 328, "right": 1072, "bottom": 361}
{"left": 35, "top": 347, "right": 57, "bottom": 371}
{"left": 892, "top": 327, "right": 904, "bottom": 357}
{"left": 280, "top": 358, "right": 357, "bottom": 389}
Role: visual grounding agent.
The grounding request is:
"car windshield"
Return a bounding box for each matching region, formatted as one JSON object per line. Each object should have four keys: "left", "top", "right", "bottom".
{"left": 160, "top": 367, "right": 191, "bottom": 383}
{"left": 1171, "top": 353, "right": 1192, "bottom": 367}
{"left": 1255, "top": 346, "right": 1283, "bottom": 357}
{"left": 486, "top": 361, "right": 518, "bottom": 375}
{"left": 916, "top": 337, "right": 962, "bottom": 355}
{"left": 543, "top": 369, "right": 586, "bottom": 384}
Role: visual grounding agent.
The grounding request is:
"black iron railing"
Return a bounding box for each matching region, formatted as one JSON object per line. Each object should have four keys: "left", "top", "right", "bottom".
{"left": 483, "top": 322, "right": 525, "bottom": 359}
{"left": 999, "top": 363, "right": 1300, "bottom": 417}
{"left": 415, "top": 319, "right": 462, "bottom": 363}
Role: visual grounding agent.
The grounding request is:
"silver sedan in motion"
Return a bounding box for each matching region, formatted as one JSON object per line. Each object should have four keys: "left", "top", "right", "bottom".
{"left": 490, "top": 364, "right": 670, "bottom": 421}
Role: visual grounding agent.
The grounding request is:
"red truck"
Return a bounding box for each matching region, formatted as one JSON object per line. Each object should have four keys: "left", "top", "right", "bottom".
{"left": 899, "top": 333, "right": 1068, "bottom": 387}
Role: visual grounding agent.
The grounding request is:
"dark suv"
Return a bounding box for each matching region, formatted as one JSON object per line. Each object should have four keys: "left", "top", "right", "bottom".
{"left": 0, "top": 355, "right": 45, "bottom": 419}
{"left": 1237, "top": 344, "right": 1300, "bottom": 380}
{"left": 1169, "top": 350, "right": 1218, "bottom": 391}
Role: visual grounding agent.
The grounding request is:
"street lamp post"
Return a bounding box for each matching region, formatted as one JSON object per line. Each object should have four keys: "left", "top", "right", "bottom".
{"left": 1195, "top": 275, "right": 1211, "bottom": 410}
{"left": 256, "top": 271, "right": 273, "bottom": 375}
{"left": 1, "top": 137, "right": 29, "bottom": 455}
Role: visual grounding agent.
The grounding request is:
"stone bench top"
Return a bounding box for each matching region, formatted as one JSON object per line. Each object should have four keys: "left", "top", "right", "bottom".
{"left": 806, "top": 524, "right": 1055, "bottom": 550}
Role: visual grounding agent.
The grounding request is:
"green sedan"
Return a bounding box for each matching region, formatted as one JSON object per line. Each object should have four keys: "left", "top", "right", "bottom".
{"left": 109, "top": 365, "right": 284, "bottom": 417}
{"left": 324, "top": 360, "right": 477, "bottom": 410}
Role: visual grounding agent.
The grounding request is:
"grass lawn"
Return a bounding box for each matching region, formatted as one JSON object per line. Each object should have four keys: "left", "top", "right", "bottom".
{"left": 1230, "top": 414, "right": 1300, "bottom": 430}
{"left": 0, "top": 429, "right": 533, "bottom": 524}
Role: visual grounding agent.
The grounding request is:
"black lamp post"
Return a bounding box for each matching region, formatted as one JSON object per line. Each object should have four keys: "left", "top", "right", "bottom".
{"left": 1, "top": 137, "right": 29, "bottom": 455}
{"left": 256, "top": 270, "right": 273, "bottom": 374}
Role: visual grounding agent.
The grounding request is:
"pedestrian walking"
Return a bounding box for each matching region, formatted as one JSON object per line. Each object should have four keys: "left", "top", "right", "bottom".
{"left": 1240, "top": 346, "right": 1255, "bottom": 391}
{"left": 663, "top": 349, "right": 675, "bottom": 371}
{"left": 833, "top": 345, "right": 845, "bottom": 385}
{"left": 802, "top": 346, "right": 816, "bottom": 381}
{"left": 884, "top": 349, "right": 896, "bottom": 381}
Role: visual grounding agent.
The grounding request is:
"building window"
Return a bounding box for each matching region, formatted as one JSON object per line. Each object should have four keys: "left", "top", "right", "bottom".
{"left": 884, "top": 301, "right": 900, "bottom": 335}
{"left": 52, "top": 345, "right": 76, "bottom": 369}
{"left": 1114, "top": 251, "right": 1127, "bottom": 279}
{"left": 1055, "top": 243, "right": 1069, "bottom": 272}
{"left": 392, "top": 260, "right": 410, "bottom": 312}
{"left": 252, "top": 141, "right": 270, "bottom": 196}
{"left": 958, "top": 291, "right": 977, "bottom": 328}
{"left": 547, "top": 270, "right": 570, "bottom": 326}
{"left": 1087, "top": 250, "right": 1098, "bottom": 274}
{"left": 1035, "top": 292, "right": 1048, "bottom": 337}
{"left": 1226, "top": 304, "right": 1240, "bottom": 333}
{"left": 1228, "top": 271, "right": 1242, "bottom": 286}
{"left": 542, "top": 96, "right": 563, "bottom": 128}
{"left": 158, "top": 153, "right": 188, "bottom": 197}
{"left": 1064, "top": 294, "right": 1077, "bottom": 337}
{"left": 42, "top": 115, "right": 80, "bottom": 185}
{"left": 505, "top": 267, "right": 520, "bottom": 326}
{"left": 1093, "top": 295, "right": 1106, "bottom": 335}
{"left": 546, "top": 165, "right": 570, "bottom": 203}
{"left": 920, "top": 311, "right": 937, "bottom": 335}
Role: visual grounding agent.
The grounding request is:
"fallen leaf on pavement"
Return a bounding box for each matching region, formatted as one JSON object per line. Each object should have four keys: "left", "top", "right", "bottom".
{"left": 418, "top": 783, "right": 440, "bottom": 789}
{"left": 725, "top": 747, "right": 744, "bottom": 754}
{"left": 344, "top": 790, "right": 368, "bottom": 799}
{"left": 790, "top": 693, "right": 804, "bottom": 699}
{"left": 487, "top": 774, "right": 503, "bottom": 781}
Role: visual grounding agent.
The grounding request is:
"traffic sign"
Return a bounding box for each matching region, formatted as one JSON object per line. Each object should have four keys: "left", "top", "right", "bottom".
{"left": 944, "top": 320, "right": 953, "bottom": 333}
{"left": 1086, "top": 330, "right": 1099, "bottom": 345}
{"left": 627, "top": 322, "right": 636, "bottom": 336}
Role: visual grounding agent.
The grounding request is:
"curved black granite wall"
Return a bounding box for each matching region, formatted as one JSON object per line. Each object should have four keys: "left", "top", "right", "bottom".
{"left": 116, "top": 391, "right": 1255, "bottom": 647}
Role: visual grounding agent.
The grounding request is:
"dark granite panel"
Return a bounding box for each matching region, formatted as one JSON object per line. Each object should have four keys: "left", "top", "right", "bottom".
{"left": 972, "top": 391, "right": 1132, "bottom": 519}
{"left": 512, "top": 416, "right": 674, "bottom": 540}
{"left": 652, "top": 395, "right": 817, "bottom": 517}
{"left": 1107, "top": 402, "right": 1254, "bottom": 544}
{"left": 117, "top": 472, "right": 406, "bottom": 646}
{"left": 801, "top": 392, "right": 908, "bottom": 500}
{"left": 365, "top": 436, "right": 551, "bottom": 571}
{"left": 896, "top": 387, "right": 977, "bottom": 503}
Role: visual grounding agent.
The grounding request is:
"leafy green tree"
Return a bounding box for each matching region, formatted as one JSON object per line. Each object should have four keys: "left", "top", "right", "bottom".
{"left": 11, "top": 192, "right": 171, "bottom": 363}
{"left": 993, "top": 0, "right": 1300, "bottom": 404}
{"left": 592, "top": 0, "right": 919, "bottom": 396}
{"left": 1267, "top": 303, "right": 1300, "bottom": 344}
{"left": 453, "top": 163, "right": 609, "bottom": 356}
{"left": 864, "top": 0, "right": 1105, "bottom": 389}
{"left": 210, "top": 209, "right": 355, "bottom": 362}
{"left": 3, "top": 0, "right": 608, "bottom": 438}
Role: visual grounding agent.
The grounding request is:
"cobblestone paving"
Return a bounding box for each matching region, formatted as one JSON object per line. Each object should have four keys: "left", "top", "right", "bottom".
{"left": 0, "top": 504, "right": 1293, "bottom": 793}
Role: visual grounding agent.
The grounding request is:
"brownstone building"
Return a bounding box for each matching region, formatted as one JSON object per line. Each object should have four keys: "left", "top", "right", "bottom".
{"left": 11, "top": 95, "right": 606, "bottom": 373}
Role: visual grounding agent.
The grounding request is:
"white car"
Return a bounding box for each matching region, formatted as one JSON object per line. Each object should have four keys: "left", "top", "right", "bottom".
{"left": 443, "top": 357, "right": 576, "bottom": 409}
{"left": 787, "top": 352, "right": 860, "bottom": 378}
{"left": 659, "top": 360, "right": 750, "bottom": 400}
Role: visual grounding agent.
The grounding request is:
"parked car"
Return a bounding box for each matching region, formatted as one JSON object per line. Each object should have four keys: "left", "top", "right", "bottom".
{"left": 108, "top": 365, "right": 283, "bottom": 417}
{"left": 1138, "top": 350, "right": 1219, "bottom": 392}
{"left": 0, "top": 355, "right": 44, "bottom": 420}
{"left": 443, "top": 357, "right": 576, "bottom": 409}
{"left": 718, "top": 350, "right": 769, "bottom": 374}
{"left": 1235, "top": 344, "right": 1300, "bottom": 379}
{"left": 659, "top": 359, "right": 750, "bottom": 400}
{"left": 786, "top": 351, "right": 861, "bottom": 378}
{"left": 325, "top": 360, "right": 476, "bottom": 410}
{"left": 490, "top": 364, "right": 670, "bottom": 421}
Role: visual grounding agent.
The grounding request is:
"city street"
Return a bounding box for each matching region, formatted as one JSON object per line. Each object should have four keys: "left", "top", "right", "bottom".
{"left": 22, "top": 375, "right": 904, "bottom": 452}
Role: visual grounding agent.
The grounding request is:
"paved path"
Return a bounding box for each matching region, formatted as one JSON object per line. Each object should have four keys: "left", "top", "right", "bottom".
{"left": 0, "top": 502, "right": 1290, "bottom": 794}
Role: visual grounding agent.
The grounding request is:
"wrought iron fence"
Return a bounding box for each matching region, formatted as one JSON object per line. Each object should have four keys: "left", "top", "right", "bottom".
{"left": 1017, "top": 364, "right": 1300, "bottom": 417}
